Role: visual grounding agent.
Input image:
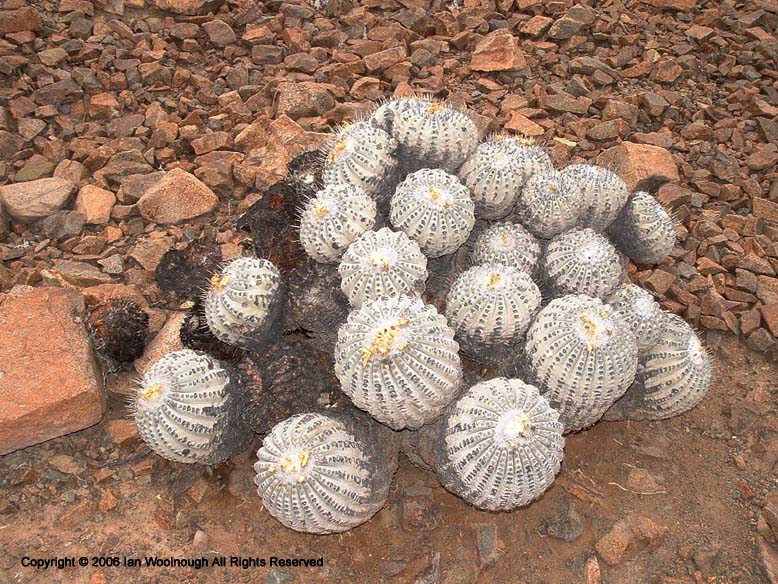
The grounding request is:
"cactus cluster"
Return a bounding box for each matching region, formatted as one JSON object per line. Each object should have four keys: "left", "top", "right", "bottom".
{"left": 130, "top": 95, "right": 712, "bottom": 536}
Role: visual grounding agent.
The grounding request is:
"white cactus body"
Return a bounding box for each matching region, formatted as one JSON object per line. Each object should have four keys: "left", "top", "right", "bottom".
{"left": 458, "top": 137, "right": 553, "bottom": 220}
{"left": 605, "top": 313, "right": 713, "bottom": 421}
{"left": 300, "top": 184, "right": 377, "bottom": 263}
{"left": 204, "top": 257, "right": 282, "bottom": 351}
{"left": 516, "top": 170, "right": 589, "bottom": 239}
{"left": 470, "top": 221, "right": 541, "bottom": 275}
{"left": 436, "top": 378, "right": 565, "bottom": 511}
{"left": 134, "top": 350, "right": 250, "bottom": 464}
{"left": 334, "top": 295, "right": 463, "bottom": 430}
{"left": 390, "top": 168, "right": 475, "bottom": 258}
{"left": 608, "top": 191, "right": 676, "bottom": 264}
{"left": 607, "top": 283, "right": 663, "bottom": 353}
{"left": 338, "top": 228, "right": 428, "bottom": 308}
{"left": 562, "top": 164, "right": 629, "bottom": 232}
{"left": 370, "top": 97, "right": 479, "bottom": 172}
{"left": 254, "top": 412, "right": 397, "bottom": 534}
{"left": 445, "top": 263, "right": 542, "bottom": 362}
{"left": 542, "top": 228, "right": 625, "bottom": 298}
{"left": 321, "top": 122, "right": 399, "bottom": 201}
{"left": 524, "top": 295, "right": 638, "bottom": 433}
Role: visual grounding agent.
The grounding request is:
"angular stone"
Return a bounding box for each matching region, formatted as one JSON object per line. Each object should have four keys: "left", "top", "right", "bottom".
{"left": 55, "top": 260, "right": 113, "bottom": 287}
{"left": 38, "top": 47, "right": 68, "bottom": 66}
{"left": 134, "top": 310, "right": 186, "bottom": 376}
{"left": 543, "top": 92, "right": 592, "bottom": 114}
{"left": 153, "top": 0, "right": 215, "bottom": 14}
{"left": 364, "top": 46, "right": 407, "bottom": 72}
{"left": 138, "top": 168, "right": 218, "bottom": 224}
{"left": 0, "top": 287, "right": 104, "bottom": 455}
{"left": 597, "top": 142, "right": 680, "bottom": 192}
{"left": 758, "top": 539, "right": 778, "bottom": 584}
{"left": 686, "top": 25, "right": 714, "bottom": 41}
{"left": 202, "top": 20, "right": 236, "bottom": 47}
{"left": 762, "top": 303, "right": 778, "bottom": 337}
{"left": 521, "top": 15, "right": 552, "bottom": 37}
{"left": 0, "top": 177, "right": 76, "bottom": 223}
{"left": 75, "top": 185, "right": 115, "bottom": 225}
{"left": 276, "top": 82, "right": 335, "bottom": 119}
{"left": 640, "top": 0, "right": 695, "bottom": 8}
{"left": 505, "top": 112, "right": 545, "bottom": 136}
{"left": 191, "top": 132, "right": 232, "bottom": 155}
{"left": 471, "top": 29, "right": 527, "bottom": 72}
{"left": 0, "top": 131, "right": 23, "bottom": 160}
{"left": 0, "top": 7, "right": 42, "bottom": 34}
{"left": 596, "top": 514, "right": 667, "bottom": 566}
{"left": 754, "top": 198, "right": 778, "bottom": 224}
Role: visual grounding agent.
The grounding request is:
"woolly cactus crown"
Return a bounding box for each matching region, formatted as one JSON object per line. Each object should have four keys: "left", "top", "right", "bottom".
{"left": 562, "top": 163, "right": 629, "bottom": 232}
{"left": 254, "top": 412, "right": 397, "bottom": 534}
{"left": 607, "top": 283, "right": 664, "bottom": 353}
{"left": 524, "top": 295, "right": 638, "bottom": 433}
{"left": 517, "top": 170, "right": 589, "bottom": 239}
{"left": 204, "top": 256, "right": 282, "bottom": 351}
{"left": 541, "top": 227, "right": 625, "bottom": 299}
{"left": 134, "top": 349, "right": 250, "bottom": 465}
{"left": 445, "top": 263, "right": 542, "bottom": 362}
{"left": 369, "top": 96, "right": 479, "bottom": 172}
{"left": 609, "top": 190, "right": 676, "bottom": 264}
{"left": 334, "top": 294, "right": 462, "bottom": 430}
{"left": 606, "top": 313, "right": 713, "bottom": 422}
{"left": 338, "top": 227, "right": 428, "bottom": 308}
{"left": 299, "top": 183, "right": 377, "bottom": 263}
{"left": 436, "top": 377, "right": 565, "bottom": 511}
{"left": 321, "top": 121, "right": 399, "bottom": 201}
{"left": 470, "top": 221, "right": 542, "bottom": 275}
{"left": 390, "top": 168, "right": 475, "bottom": 258}
{"left": 458, "top": 135, "right": 553, "bottom": 220}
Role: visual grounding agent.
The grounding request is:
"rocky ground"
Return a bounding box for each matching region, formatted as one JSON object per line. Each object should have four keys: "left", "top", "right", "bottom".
{"left": 0, "top": 0, "right": 777, "bottom": 582}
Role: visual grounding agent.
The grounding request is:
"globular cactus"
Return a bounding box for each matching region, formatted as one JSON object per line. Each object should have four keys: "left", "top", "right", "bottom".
{"left": 607, "top": 283, "right": 663, "bottom": 354}
{"left": 561, "top": 164, "right": 629, "bottom": 232}
{"left": 87, "top": 299, "right": 149, "bottom": 363}
{"left": 608, "top": 190, "right": 676, "bottom": 264}
{"left": 369, "top": 96, "right": 479, "bottom": 172}
{"left": 254, "top": 411, "right": 398, "bottom": 534}
{"left": 470, "top": 221, "right": 541, "bottom": 275}
{"left": 204, "top": 257, "right": 283, "bottom": 352}
{"left": 516, "top": 170, "right": 589, "bottom": 239}
{"left": 541, "top": 228, "right": 625, "bottom": 299}
{"left": 133, "top": 349, "right": 250, "bottom": 464}
{"left": 458, "top": 136, "right": 554, "bottom": 220}
{"left": 445, "top": 263, "right": 542, "bottom": 362}
{"left": 299, "top": 184, "right": 377, "bottom": 263}
{"left": 434, "top": 378, "right": 565, "bottom": 511}
{"left": 524, "top": 295, "right": 638, "bottom": 433}
{"left": 605, "top": 313, "right": 713, "bottom": 421}
{"left": 321, "top": 121, "right": 399, "bottom": 201}
{"left": 334, "top": 294, "right": 463, "bottom": 430}
{"left": 389, "top": 168, "right": 475, "bottom": 258}
{"left": 338, "top": 228, "right": 428, "bottom": 308}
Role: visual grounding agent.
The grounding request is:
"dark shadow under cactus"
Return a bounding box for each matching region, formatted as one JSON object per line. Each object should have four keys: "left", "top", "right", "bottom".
{"left": 155, "top": 236, "right": 223, "bottom": 302}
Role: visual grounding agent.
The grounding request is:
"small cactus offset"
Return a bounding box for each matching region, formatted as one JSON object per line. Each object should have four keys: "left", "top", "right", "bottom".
{"left": 470, "top": 221, "right": 542, "bottom": 275}
{"left": 458, "top": 136, "right": 553, "bottom": 220}
{"left": 370, "top": 96, "right": 479, "bottom": 172}
{"left": 334, "top": 294, "right": 463, "bottom": 430}
{"left": 204, "top": 257, "right": 283, "bottom": 352}
{"left": 299, "top": 184, "right": 377, "bottom": 263}
{"left": 445, "top": 263, "right": 542, "bottom": 362}
{"left": 338, "top": 227, "right": 428, "bottom": 308}
{"left": 608, "top": 190, "right": 676, "bottom": 264}
{"left": 390, "top": 168, "right": 475, "bottom": 258}
{"left": 605, "top": 313, "right": 713, "bottom": 421}
{"left": 524, "top": 295, "right": 638, "bottom": 433}
{"left": 541, "top": 228, "right": 625, "bottom": 299}
{"left": 562, "top": 164, "right": 629, "bottom": 232}
{"left": 430, "top": 378, "right": 564, "bottom": 511}
{"left": 516, "top": 170, "right": 589, "bottom": 239}
{"left": 87, "top": 299, "right": 149, "bottom": 363}
{"left": 321, "top": 121, "right": 399, "bottom": 201}
{"left": 607, "top": 283, "right": 664, "bottom": 353}
{"left": 254, "top": 411, "right": 398, "bottom": 534}
{"left": 134, "top": 349, "right": 250, "bottom": 464}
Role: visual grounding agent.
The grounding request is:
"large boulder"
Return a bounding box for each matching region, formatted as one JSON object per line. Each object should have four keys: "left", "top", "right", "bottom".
{"left": 0, "top": 287, "right": 105, "bottom": 455}
{"left": 137, "top": 168, "right": 218, "bottom": 224}
{"left": 0, "top": 177, "right": 76, "bottom": 223}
